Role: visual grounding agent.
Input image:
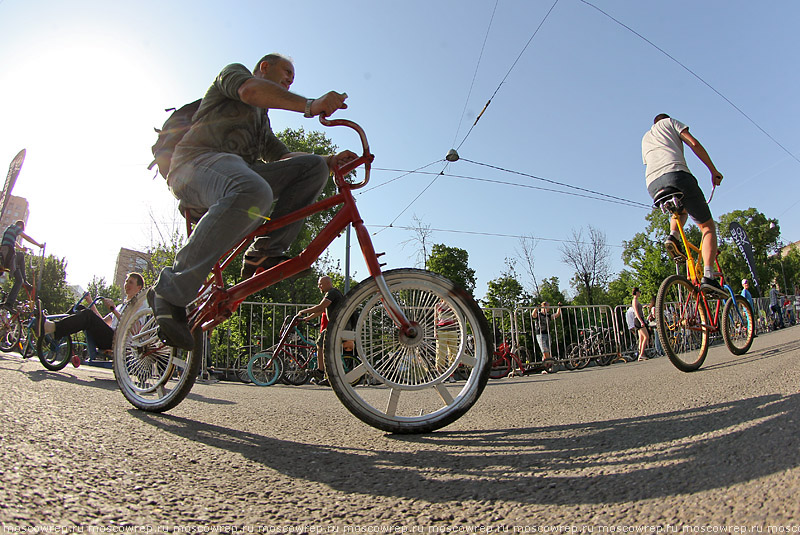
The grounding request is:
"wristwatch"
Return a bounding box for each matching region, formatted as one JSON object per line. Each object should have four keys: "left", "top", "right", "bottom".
{"left": 304, "top": 99, "right": 314, "bottom": 118}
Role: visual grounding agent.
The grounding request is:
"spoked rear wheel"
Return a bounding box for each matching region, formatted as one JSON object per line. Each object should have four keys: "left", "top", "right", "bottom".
{"left": 112, "top": 292, "right": 202, "bottom": 412}
{"left": 721, "top": 295, "right": 755, "bottom": 355}
{"left": 324, "top": 269, "right": 491, "bottom": 434}
{"left": 656, "top": 274, "right": 709, "bottom": 372}
{"left": 37, "top": 334, "right": 73, "bottom": 371}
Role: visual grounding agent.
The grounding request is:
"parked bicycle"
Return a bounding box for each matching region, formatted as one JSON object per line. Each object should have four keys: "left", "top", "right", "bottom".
{"left": 564, "top": 326, "right": 616, "bottom": 369}
{"left": 112, "top": 116, "right": 491, "bottom": 434}
{"left": 652, "top": 187, "right": 754, "bottom": 372}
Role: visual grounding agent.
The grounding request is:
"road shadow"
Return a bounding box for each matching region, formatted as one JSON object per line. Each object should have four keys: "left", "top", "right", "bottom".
{"left": 131, "top": 391, "right": 800, "bottom": 505}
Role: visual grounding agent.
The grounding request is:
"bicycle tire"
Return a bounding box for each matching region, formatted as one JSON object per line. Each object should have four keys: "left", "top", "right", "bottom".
{"left": 112, "top": 292, "right": 202, "bottom": 412}
{"left": 0, "top": 312, "right": 22, "bottom": 352}
{"left": 488, "top": 354, "right": 511, "bottom": 379}
{"left": 721, "top": 295, "right": 754, "bottom": 356}
{"left": 234, "top": 354, "right": 252, "bottom": 384}
{"left": 324, "top": 269, "right": 491, "bottom": 434}
{"left": 247, "top": 352, "right": 283, "bottom": 386}
{"left": 37, "top": 334, "right": 73, "bottom": 371}
{"left": 656, "top": 274, "right": 709, "bottom": 372}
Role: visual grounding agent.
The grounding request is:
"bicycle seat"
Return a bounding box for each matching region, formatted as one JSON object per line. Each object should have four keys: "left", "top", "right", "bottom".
{"left": 652, "top": 187, "right": 684, "bottom": 214}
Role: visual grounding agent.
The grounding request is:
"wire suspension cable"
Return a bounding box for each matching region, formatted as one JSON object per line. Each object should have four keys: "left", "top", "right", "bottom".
{"left": 579, "top": 0, "right": 800, "bottom": 165}
{"left": 455, "top": 0, "right": 560, "bottom": 150}
{"left": 452, "top": 0, "right": 500, "bottom": 148}
{"left": 461, "top": 158, "right": 651, "bottom": 208}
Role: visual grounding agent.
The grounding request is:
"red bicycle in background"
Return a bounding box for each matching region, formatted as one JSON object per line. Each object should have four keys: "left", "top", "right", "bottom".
{"left": 112, "top": 115, "right": 492, "bottom": 433}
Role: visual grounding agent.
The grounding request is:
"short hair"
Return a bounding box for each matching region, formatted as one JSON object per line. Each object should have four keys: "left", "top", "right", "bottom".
{"left": 653, "top": 113, "right": 670, "bottom": 124}
{"left": 127, "top": 272, "right": 145, "bottom": 288}
{"left": 632, "top": 287, "right": 640, "bottom": 296}
{"left": 14, "top": 220, "right": 24, "bottom": 230}
{"left": 253, "top": 53, "right": 293, "bottom": 74}
{"left": 742, "top": 279, "right": 748, "bottom": 285}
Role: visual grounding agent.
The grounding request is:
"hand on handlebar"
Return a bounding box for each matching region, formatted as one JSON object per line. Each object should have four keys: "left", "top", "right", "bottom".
{"left": 327, "top": 150, "right": 359, "bottom": 171}
{"left": 310, "top": 91, "right": 348, "bottom": 118}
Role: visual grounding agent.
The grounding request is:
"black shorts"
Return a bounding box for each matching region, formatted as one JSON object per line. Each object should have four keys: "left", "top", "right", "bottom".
{"left": 648, "top": 171, "right": 712, "bottom": 224}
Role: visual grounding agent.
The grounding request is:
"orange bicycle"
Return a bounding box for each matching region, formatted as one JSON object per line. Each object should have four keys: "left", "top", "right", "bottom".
{"left": 652, "top": 187, "right": 755, "bottom": 372}
{"left": 112, "top": 116, "right": 491, "bottom": 433}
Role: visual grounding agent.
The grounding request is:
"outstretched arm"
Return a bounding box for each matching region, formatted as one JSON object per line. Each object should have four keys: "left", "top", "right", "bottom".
{"left": 680, "top": 129, "right": 723, "bottom": 186}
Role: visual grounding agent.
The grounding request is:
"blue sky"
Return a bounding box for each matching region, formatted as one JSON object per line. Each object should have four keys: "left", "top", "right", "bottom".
{"left": 0, "top": 0, "right": 797, "bottom": 300}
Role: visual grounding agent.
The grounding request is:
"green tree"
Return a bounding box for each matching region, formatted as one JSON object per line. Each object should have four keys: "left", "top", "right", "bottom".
{"left": 483, "top": 260, "right": 530, "bottom": 310}
{"left": 535, "top": 276, "right": 569, "bottom": 306}
{"left": 426, "top": 243, "right": 476, "bottom": 295}
{"left": 35, "top": 255, "right": 74, "bottom": 314}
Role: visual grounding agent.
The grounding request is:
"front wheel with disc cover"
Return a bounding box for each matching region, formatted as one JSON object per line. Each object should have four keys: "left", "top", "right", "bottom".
{"left": 112, "top": 292, "right": 202, "bottom": 412}
{"left": 324, "top": 269, "right": 491, "bottom": 434}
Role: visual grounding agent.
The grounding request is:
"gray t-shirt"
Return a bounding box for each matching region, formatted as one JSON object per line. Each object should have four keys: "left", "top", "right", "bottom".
{"left": 171, "top": 63, "right": 289, "bottom": 172}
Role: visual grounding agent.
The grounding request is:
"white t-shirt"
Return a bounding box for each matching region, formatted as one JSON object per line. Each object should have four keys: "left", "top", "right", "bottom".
{"left": 642, "top": 117, "right": 691, "bottom": 186}
{"left": 625, "top": 307, "right": 636, "bottom": 330}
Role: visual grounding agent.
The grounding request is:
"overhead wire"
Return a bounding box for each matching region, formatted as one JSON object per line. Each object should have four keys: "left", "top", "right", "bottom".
{"left": 381, "top": 0, "right": 561, "bottom": 232}
{"left": 369, "top": 224, "right": 626, "bottom": 249}
{"left": 451, "top": 0, "right": 500, "bottom": 149}
{"left": 455, "top": 0, "right": 560, "bottom": 151}
{"left": 579, "top": 0, "right": 800, "bottom": 166}
{"left": 370, "top": 166, "right": 650, "bottom": 209}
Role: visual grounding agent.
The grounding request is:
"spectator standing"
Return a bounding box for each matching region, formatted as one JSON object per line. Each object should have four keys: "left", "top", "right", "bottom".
{"left": 531, "top": 302, "right": 562, "bottom": 373}
{"left": 769, "top": 284, "right": 784, "bottom": 328}
{"left": 299, "top": 276, "right": 344, "bottom": 386}
{"left": 631, "top": 288, "right": 650, "bottom": 361}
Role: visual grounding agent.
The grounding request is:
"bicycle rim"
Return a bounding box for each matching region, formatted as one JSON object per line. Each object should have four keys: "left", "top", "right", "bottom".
{"left": 656, "top": 274, "right": 709, "bottom": 372}
{"left": 324, "top": 269, "right": 491, "bottom": 434}
{"left": 112, "top": 292, "right": 202, "bottom": 412}
{"left": 722, "top": 295, "right": 754, "bottom": 356}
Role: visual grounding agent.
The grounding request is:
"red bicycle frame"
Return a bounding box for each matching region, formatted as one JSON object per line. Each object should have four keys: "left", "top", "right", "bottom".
{"left": 182, "top": 116, "right": 417, "bottom": 340}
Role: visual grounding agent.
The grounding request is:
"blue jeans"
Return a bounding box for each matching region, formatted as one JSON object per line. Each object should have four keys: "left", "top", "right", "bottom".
{"left": 155, "top": 153, "right": 329, "bottom": 307}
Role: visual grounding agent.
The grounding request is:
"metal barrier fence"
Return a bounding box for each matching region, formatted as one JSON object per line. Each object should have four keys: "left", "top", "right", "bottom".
{"left": 200, "top": 293, "right": 799, "bottom": 381}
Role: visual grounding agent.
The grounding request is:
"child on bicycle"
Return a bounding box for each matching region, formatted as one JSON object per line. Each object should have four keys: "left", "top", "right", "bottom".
{"left": 642, "top": 114, "right": 725, "bottom": 296}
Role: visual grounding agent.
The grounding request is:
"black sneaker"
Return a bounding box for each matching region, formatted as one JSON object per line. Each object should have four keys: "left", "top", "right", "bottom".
{"left": 664, "top": 235, "right": 687, "bottom": 263}
{"left": 700, "top": 277, "right": 727, "bottom": 297}
{"left": 146, "top": 289, "right": 194, "bottom": 350}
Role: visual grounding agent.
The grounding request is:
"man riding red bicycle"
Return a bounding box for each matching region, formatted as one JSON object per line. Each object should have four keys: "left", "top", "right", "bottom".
{"left": 149, "top": 53, "right": 356, "bottom": 349}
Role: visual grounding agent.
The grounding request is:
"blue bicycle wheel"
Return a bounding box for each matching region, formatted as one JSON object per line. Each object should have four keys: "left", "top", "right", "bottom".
{"left": 247, "top": 352, "right": 283, "bottom": 386}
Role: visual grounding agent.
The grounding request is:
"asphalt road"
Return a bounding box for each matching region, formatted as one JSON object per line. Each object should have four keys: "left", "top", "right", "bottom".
{"left": 2, "top": 326, "right": 799, "bottom": 529}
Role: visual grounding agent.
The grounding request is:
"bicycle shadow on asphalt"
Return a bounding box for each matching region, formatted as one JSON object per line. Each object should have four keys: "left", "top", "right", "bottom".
{"left": 0, "top": 356, "right": 235, "bottom": 405}
{"left": 130, "top": 391, "right": 800, "bottom": 505}
{"left": 702, "top": 337, "right": 800, "bottom": 372}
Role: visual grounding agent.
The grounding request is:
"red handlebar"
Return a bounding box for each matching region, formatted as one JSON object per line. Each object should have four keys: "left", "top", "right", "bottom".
{"left": 318, "top": 115, "right": 374, "bottom": 188}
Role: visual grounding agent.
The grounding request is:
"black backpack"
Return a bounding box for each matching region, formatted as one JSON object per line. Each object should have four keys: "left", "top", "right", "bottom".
{"left": 148, "top": 99, "right": 201, "bottom": 179}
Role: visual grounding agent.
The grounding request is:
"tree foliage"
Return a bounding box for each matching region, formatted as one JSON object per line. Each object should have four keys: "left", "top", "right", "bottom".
{"left": 426, "top": 243, "right": 476, "bottom": 295}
